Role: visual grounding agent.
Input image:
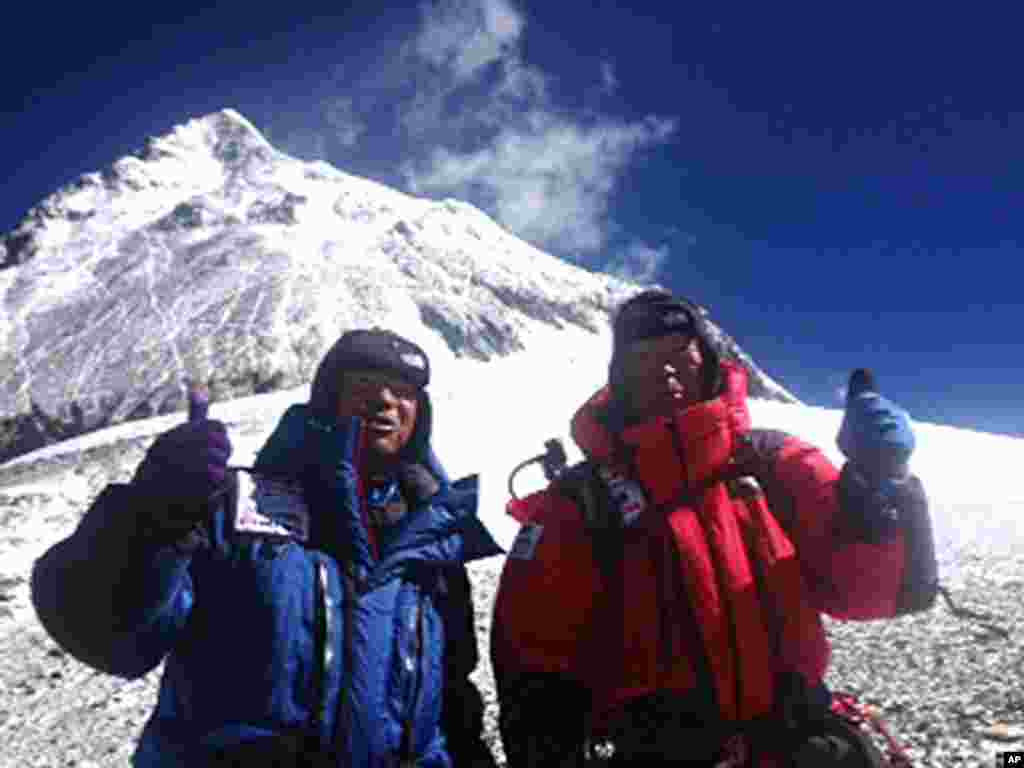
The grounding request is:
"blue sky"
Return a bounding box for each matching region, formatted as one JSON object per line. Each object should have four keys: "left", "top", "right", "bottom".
{"left": 3, "top": 2, "right": 1022, "bottom": 437}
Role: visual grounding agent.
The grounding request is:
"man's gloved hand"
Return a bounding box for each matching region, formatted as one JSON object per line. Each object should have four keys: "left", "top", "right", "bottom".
{"left": 305, "top": 413, "right": 364, "bottom": 473}
{"left": 837, "top": 368, "right": 916, "bottom": 483}
{"left": 132, "top": 392, "right": 232, "bottom": 539}
{"left": 252, "top": 405, "right": 364, "bottom": 479}
{"left": 836, "top": 369, "right": 917, "bottom": 538}
{"left": 305, "top": 414, "right": 377, "bottom": 566}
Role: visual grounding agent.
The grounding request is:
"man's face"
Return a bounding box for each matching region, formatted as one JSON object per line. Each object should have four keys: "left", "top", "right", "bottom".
{"left": 336, "top": 369, "right": 420, "bottom": 463}
{"left": 618, "top": 332, "right": 705, "bottom": 423}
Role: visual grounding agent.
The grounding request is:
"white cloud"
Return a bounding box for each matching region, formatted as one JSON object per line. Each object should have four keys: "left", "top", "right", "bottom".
{"left": 601, "top": 61, "right": 619, "bottom": 94}
{"left": 405, "top": 112, "right": 676, "bottom": 254}
{"left": 398, "top": 0, "right": 542, "bottom": 139}
{"left": 260, "top": 73, "right": 365, "bottom": 158}
{"left": 398, "top": 80, "right": 448, "bottom": 139}
{"left": 280, "top": 0, "right": 676, "bottom": 259}
{"left": 394, "top": 1, "right": 677, "bottom": 256}
{"left": 490, "top": 56, "right": 548, "bottom": 115}
{"left": 413, "top": 0, "right": 525, "bottom": 84}
{"left": 324, "top": 97, "right": 365, "bottom": 148}
{"left": 273, "top": 130, "right": 329, "bottom": 162}
{"left": 608, "top": 242, "right": 671, "bottom": 284}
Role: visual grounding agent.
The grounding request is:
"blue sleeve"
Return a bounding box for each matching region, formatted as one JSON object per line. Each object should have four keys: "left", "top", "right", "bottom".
{"left": 30, "top": 483, "right": 214, "bottom": 679}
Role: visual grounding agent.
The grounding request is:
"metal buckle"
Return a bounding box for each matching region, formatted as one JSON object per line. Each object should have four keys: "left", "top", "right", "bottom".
{"left": 713, "top": 734, "right": 749, "bottom": 768}
{"left": 583, "top": 738, "right": 617, "bottom": 763}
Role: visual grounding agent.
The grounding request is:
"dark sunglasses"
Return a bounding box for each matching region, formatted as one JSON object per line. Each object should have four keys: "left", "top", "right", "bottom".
{"left": 341, "top": 371, "right": 419, "bottom": 401}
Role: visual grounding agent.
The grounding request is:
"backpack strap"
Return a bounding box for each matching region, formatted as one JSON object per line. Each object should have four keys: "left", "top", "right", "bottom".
{"left": 550, "top": 461, "right": 629, "bottom": 585}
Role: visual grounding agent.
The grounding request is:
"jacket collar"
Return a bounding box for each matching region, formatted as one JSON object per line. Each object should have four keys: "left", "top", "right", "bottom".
{"left": 570, "top": 362, "right": 752, "bottom": 506}
{"left": 254, "top": 404, "right": 502, "bottom": 569}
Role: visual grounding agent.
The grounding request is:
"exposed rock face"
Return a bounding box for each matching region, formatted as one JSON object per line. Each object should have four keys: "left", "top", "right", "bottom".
{"left": 0, "top": 109, "right": 795, "bottom": 464}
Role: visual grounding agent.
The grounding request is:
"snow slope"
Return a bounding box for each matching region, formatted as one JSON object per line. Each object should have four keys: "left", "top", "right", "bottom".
{"left": 1, "top": 320, "right": 1022, "bottom": 767}
{"left": 3, "top": 321, "right": 1021, "bottom": 592}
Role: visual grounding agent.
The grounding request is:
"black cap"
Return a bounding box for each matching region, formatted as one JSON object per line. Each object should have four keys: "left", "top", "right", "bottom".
{"left": 309, "top": 328, "right": 431, "bottom": 419}
{"left": 612, "top": 290, "right": 698, "bottom": 349}
{"left": 308, "top": 328, "right": 434, "bottom": 461}
{"left": 316, "top": 328, "right": 430, "bottom": 392}
{"left": 608, "top": 290, "right": 721, "bottom": 402}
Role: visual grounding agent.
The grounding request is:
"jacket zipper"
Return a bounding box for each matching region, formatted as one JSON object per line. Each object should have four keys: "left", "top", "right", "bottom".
{"left": 312, "top": 559, "right": 336, "bottom": 744}
{"left": 400, "top": 595, "right": 425, "bottom": 767}
{"left": 332, "top": 561, "right": 358, "bottom": 759}
{"left": 334, "top": 440, "right": 371, "bottom": 757}
{"left": 666, "top": 421, "right": 745, "bottom": 719}
{"left": 650, "top": 524, "right": 674, "bottom": 679}
{"left": 696, "top": 492, "right": 745, "bottom": 722}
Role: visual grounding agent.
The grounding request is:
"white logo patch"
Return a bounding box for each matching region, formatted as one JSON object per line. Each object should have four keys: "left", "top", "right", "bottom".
{"left": 508, "top": 523, "right": 544, "bottom": 560}
{"left": 234, "top": 473, "right": 308, "bottom": 539}
{"left": 597, "top": 466, "right": 647, "bottom": 526}
{"left": 663, "top": 311, "right": 691, "bottom": 329}
{"left": 400, "top": 352, "right": 426, "bottom": 370}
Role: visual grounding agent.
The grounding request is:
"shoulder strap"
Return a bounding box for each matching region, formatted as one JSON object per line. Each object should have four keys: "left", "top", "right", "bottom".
{"left": 552, "top": 462, "right": 614, "bottom": 529}
{"left": 553, "top": 445, "right": 787, "bottom": 585}
{"left": 550, "top": 461, "right": 628, "bottom": 585}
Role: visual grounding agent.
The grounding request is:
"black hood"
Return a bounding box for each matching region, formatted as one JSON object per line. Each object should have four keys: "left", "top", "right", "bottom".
{"left": 608, "top": 290, "right": 723, "bottom": 404}
{"left": 308, "top": 330, "right": 434, "bottom": 465}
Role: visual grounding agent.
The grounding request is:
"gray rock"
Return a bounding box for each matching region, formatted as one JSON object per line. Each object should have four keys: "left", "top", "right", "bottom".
{"left": 0, "top": 372, "right": 1021, "bottom": 767}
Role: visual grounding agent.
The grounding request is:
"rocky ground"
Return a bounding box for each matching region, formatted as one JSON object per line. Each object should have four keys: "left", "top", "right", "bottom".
{"left": 1, "top": 446, "right": 1022, "bottom": 767}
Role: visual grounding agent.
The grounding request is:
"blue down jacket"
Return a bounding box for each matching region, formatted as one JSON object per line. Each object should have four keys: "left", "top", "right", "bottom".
{"left": 31, "top": 404, "right": 502, "bottom": 767}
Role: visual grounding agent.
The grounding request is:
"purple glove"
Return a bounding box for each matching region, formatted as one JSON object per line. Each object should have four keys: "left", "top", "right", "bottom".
{"left": 132, "top": 385, "right": 232, "bottom": 535}
{"left": 188, "top": 381, "right": 211, "bottom": 422}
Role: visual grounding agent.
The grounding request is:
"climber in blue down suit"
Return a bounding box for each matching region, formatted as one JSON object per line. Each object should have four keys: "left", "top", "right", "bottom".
{"left": 31, "top": 328, "right": 501, "bottom": 767}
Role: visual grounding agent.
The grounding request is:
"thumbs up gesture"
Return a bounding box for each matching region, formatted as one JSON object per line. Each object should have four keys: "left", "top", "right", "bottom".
{"left": 837, "top": 368, "right": 916, "bottom": 484}
{"left": 130, "top": 383, "right": 233, "bottom": 541}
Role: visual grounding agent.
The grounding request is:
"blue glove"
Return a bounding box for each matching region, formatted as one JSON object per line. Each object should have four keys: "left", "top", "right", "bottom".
{"left": 303, "top": 412, "right": 366, "bottom": 482}
{"left": 835, "top": 369, "right": 918, "bottom": 539}
{"left": 304, "top": 413, "right": 377, "bottom": 568}
{"left": 254, "top": 404, "right": 362, "bottom": 477}
{"left": 837, "top": 368, "right": 915, "bottom": 484}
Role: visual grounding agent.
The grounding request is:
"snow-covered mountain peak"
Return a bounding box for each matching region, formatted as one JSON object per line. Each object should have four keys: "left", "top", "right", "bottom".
{"left": 156, "top": 108, "right": 274, "bottom": 158}
{"left": 0, "top": 109, "right": 794, "bottom": 463}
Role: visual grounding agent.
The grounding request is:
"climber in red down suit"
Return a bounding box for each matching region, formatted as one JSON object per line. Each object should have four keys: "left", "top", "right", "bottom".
{"left": 491, "top": 290, "right": 937, "bottom": 767}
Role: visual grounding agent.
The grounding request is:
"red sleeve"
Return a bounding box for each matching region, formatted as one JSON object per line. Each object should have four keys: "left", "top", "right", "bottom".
{"left": 761, "top": 435, "right": 907, "bottom": 620}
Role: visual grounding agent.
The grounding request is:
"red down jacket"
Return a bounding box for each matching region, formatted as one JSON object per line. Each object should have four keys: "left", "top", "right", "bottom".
{"left": 491, "top": 362, "right": 930, "bottom": 767}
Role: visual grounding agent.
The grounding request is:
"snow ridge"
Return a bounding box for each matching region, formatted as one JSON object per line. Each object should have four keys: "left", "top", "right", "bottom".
{"left": 0, "top": 109, "right": 794, "bottom": 464}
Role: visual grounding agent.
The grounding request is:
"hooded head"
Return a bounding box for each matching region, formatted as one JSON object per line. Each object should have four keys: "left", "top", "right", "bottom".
{"left": 846, "top": 368, "right": 877, "bottom": 400}
{"left": 309, "top": 328, "right": 433, "bottom": 468}
{"left": 608, "top": 290, "right": 722, "bottom": 423}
